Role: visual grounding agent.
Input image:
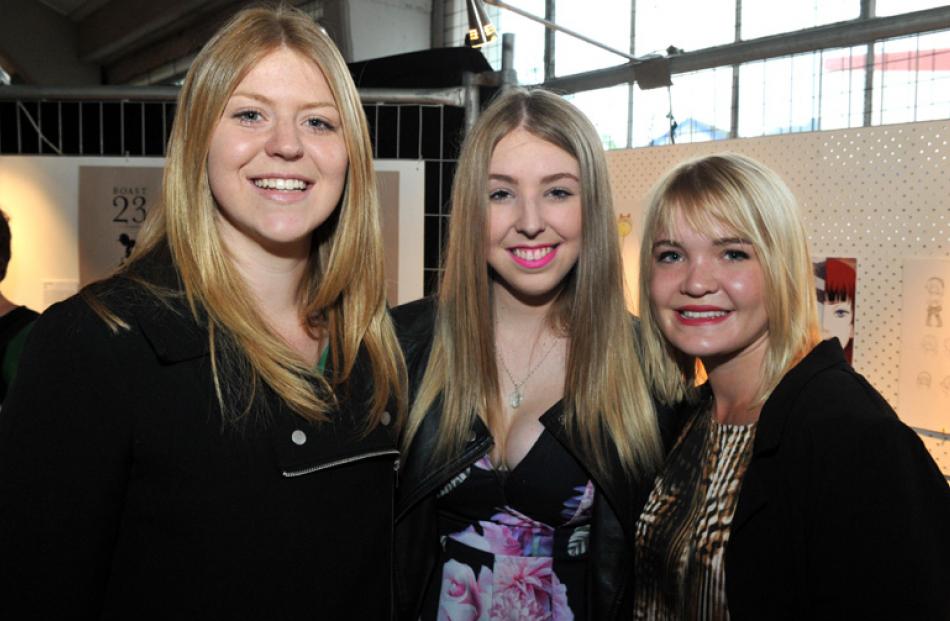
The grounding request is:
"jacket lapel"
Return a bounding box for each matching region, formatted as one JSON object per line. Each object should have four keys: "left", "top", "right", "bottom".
{"left": 120, "top": 246, "right": 209, "bottom": 364}
{"left": 732, "top": 340, "right": 847, "bottom": 531}
{"left": 540, "top": 406, "right": 638, "bottom": 543}
{"left": 124, "top": 246, "right": 398, "bottom": 476}
{"left": 395, "top": 402, "right": 493, "bottom": 520}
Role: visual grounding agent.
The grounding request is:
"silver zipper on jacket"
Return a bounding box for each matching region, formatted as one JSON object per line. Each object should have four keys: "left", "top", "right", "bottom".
{"left": 281, "top": 448, "right": 399, "bottom": 478}
{"left": 389, "top": 457, "right": 399, "bottom": 618}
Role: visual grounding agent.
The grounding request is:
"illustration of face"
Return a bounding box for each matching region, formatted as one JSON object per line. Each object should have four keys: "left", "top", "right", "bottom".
{"left": 926, "top": 278, "right": 944, "bottom": 297}
{"left": 819, "top": 298, "right": 854, "bottom": 348}
{"left": 207, "top": 47, "right": 349, "bottom": 261}
{"left": 486, "top": 127, "right": 582, "bottom": 305}
{"left": 649, "top": 210, "right": 769, "bottom": 368}
{"left": 923, "top": 335, "right": 938, "bottom": 354}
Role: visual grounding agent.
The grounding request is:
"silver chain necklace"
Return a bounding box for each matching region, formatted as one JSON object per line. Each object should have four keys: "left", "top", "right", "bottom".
{"left": 497, "top": 336, "right": 559, "bottom": 409}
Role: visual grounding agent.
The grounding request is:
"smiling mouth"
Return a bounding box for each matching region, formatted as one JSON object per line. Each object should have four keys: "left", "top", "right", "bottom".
{"left": 253, "top": 177, "right": 309, "bottom": 191}
{"left": 675, "top": 308, "right": 732, "bottom": 325}
{"left": 512, "top": 246, "right": 554, "bottom": 261}
{"left": 679, "top": 309, "right": 728, "bottom": 319}
{"left": 509, "top": 245, "right": 559, "bottom": 269}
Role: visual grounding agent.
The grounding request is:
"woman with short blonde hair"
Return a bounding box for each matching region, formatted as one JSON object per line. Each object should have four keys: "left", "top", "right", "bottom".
{"left": 633, "top": 152, "right": 949, "bottom": 619}
{"left": 638, "top": 152, "right": 818, "bottom": 407}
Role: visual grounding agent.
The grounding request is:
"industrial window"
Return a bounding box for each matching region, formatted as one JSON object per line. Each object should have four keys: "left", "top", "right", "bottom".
{"left": 444, "top": 1, "right": 950, "bottom": 148}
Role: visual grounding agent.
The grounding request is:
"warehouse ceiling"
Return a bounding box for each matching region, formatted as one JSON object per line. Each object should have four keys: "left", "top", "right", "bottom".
{"left": 27, "top": 0, "right": 340, "bottom": 85}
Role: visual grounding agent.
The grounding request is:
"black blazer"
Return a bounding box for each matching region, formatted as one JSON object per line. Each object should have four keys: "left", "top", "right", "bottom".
{"left": 0, "top": 249, "right": 399, "bottom": 620}
{"left": 721, "top": 340, "right": 950, "bottom": 619}
{"left": 391, "top": 297, "right": 682, "bottom": 621}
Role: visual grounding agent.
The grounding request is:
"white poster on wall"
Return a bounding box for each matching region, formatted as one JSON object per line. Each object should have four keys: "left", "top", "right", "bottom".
{"left": 898, "top": 258, "right": 950, "bottom": 434}
{"left": 375, "top": 160, "right": 424, "bottom": 306}
{"left": 78, "top": 166, "right": 163, "bottom": 286}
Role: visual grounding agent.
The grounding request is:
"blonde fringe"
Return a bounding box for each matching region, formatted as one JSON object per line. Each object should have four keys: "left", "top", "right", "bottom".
{"left": 638, "top": 153, "right": 821, "bottom": 407}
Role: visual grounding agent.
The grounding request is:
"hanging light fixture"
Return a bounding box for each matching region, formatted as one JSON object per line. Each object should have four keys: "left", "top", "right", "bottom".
{"left": 465, "top": 0, "right": 497, "bottom": 48}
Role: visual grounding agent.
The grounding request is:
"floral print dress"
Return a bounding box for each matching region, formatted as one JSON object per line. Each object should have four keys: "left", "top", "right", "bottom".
{"left": 426, "top": 428, "right": 593, "bottom": 621}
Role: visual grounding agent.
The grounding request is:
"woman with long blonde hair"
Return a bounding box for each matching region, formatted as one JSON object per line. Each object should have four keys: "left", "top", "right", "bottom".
{"left": 633, "top": 153, "right": 949, "bottom": 619}
{"left": 0, "top": 6, "right": 404, "bottom": 618}
{"left": 393, "top": 88, "right": 673, "bottom": 620}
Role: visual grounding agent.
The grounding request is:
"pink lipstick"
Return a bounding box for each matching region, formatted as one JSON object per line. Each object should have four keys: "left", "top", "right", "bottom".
{"left": 675, "top": 305, "right": 731, "bottom": 326}
{"left": 509, "top": 244, "right": 558, "bottom": 269}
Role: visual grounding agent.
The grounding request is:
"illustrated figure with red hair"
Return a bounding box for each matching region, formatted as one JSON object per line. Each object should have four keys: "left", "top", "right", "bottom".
{"left": 815, "top": 258, "right": 856, "bottom": 363}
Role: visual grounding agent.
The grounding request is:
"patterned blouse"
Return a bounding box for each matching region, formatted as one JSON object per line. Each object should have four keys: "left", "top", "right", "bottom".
{"left": 424, "top": 427, "right": 592, "bottom": 621}
{"left": 633, "top": 405, "right": 757, "bottom": 620}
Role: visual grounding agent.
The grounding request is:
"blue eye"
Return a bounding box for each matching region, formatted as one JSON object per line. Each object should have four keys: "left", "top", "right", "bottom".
{"left": 656, "top": 250, "right": 681, "bottom": 263}
{"left": 307, "top": 117, "right": 335, "bottom": 131}
{"left": 724, "top": 249, "right": 751, "bottom": 260}
{"left": 235, "top": 110, "right": 262, "bottom": 123}
{"left": 833, "top": 308, "right": 851, "bottom": 319}
{"left": 548, "top": 187, "right": 574, "bottom": 199}
{"left": 489, "top": 189, "right": 513, "bottom": 201}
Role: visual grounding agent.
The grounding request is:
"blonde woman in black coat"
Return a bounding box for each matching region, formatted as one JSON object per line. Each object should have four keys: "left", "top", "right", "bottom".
{"left": 633, "top": 153, "right": 950, "bottom": 619}
{"left": 0, "top": 6, "right": 404, "bottom": 619}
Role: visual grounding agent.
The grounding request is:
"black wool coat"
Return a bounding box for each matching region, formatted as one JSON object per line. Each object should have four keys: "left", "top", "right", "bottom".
{"left": 0, "top": 250, "right": 399, "bottom": 620}
{"left": 721, "top": 340, "right": 950, "bottom": 619}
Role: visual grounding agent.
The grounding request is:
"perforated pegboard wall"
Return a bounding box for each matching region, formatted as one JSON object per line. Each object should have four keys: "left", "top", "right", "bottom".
{"left": 607, "top": 119, "right": 950, "bottom": 471}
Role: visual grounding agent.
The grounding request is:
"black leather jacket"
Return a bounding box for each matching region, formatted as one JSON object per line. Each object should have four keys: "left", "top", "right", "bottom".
{"left": 391, "top": 297, "right": 681, "bottom": 621}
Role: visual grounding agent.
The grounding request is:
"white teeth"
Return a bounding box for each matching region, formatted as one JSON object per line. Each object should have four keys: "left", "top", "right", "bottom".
{"left": 681, "top": 310, "right": 728, "bottom": 318}
{"left": 512, "top": 247, "right": 553, "bottom": 261}
{"left": 254, "top": 178, "right": 307, "bottom": 191}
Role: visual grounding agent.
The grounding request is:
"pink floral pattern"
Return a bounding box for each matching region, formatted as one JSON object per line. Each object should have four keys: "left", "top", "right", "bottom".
{"left": 473, "top": 455, "right": 494, "bottom": 471}
{"left": 450, "top": 506, "right": 554, "bottom": 557}
{"left": 489, "top": 557, "right": 573, "bottom": 621}
{"left": 438, "top": 560, "right": 493, "bottom": 621}
{"left": 434, "top": 442, "right": 592, "bottom": 620}
{"left": 437, "top": 556, "right": 574, "bottom": 621}
{"left": 561, "top": 482, "right": 595, "bottom": 525}
{"left": 441, "top": 508, "right": 578, "bottom": 619}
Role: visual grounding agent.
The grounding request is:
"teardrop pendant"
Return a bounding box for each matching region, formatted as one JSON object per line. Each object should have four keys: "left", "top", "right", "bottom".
{"left": 509, "top": 388, "right": 523, "bottom": 409}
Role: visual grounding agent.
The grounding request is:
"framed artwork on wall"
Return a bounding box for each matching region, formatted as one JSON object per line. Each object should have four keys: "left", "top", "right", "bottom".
{"left": 899, "top": 258, "right": 950, "bottom": 434}
{"left": 78, "top": 165, "right": 163, "bottom": 286}
{"left": 813, "top": 257, "right": 857, "bottom": 363}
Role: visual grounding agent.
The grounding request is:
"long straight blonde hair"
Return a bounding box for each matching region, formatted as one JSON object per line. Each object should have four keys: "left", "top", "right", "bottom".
{"left": 403, "top": 88, "right": 662, "bottom": 481}
{"left": 638, "top": 153, "right": 820, "bottom": 407}
{"left": 101, "top": 5, "right": 405, "bottom": 428}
